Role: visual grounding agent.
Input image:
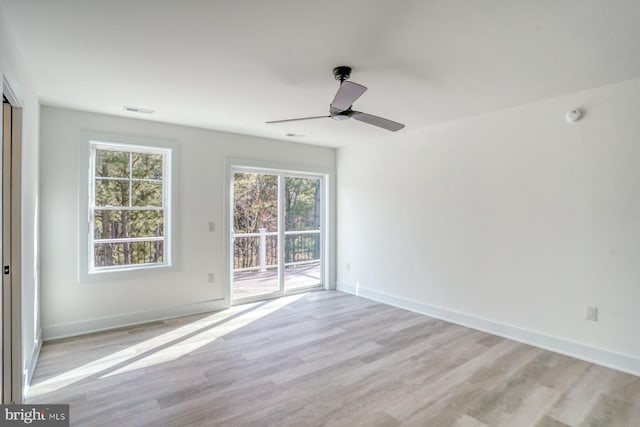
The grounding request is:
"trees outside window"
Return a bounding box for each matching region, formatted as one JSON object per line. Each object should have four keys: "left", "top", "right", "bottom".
{"left": 233, "top": 173, "right": 321, "bottom": 270}
{"left": 89, "top": 142, "right": 171, "bottom": 271}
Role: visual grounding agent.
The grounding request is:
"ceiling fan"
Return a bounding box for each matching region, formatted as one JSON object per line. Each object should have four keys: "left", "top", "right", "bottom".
{"left": 266, "top": 66, "right": 405, "bottom": 132}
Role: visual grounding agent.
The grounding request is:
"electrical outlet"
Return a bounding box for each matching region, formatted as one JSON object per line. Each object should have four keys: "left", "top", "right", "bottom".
{"left": 208, "top": 221, "right": 215, "bottom": 232}
{"left": 208, "top": 273, "right": 215, "bottom": 283}
{"left": 346, "top": 262, "right": 351, "bottom": 271}
{"left": 586, "top": 306, "right": 598, "bottom": 321}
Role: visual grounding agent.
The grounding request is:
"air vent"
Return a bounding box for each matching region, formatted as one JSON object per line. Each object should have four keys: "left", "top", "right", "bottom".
{"left": 124, "top": 106, "right": 154, "bottom": 114}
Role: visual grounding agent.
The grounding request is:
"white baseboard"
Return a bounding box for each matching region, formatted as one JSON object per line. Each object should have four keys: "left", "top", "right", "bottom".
{"left": 337, "top": 282, "right": 640, "bottom": 377}
{"left": 43, "top": 298, "right": 229, "bottom": 341}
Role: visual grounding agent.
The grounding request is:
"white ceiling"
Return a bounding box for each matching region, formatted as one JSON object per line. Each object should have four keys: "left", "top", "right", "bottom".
{"left": 2, "top": 0, "right": 640, "bottom": 147}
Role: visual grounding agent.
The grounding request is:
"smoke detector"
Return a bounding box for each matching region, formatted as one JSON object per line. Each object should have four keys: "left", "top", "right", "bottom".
{"left": 566, "top": 108, "right": 585, "bottom": 123}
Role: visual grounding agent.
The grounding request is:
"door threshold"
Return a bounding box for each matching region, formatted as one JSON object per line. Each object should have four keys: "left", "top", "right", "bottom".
{"left": 231, "top": 285, "right": 325, "bottom": 306}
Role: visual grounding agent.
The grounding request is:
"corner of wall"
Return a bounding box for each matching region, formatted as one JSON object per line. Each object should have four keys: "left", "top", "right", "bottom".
{"left": 23, "top": 330, "right": 42, "bottom": 398}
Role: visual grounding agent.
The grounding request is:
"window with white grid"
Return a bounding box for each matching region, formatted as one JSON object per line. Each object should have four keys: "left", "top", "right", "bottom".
{"left": 88, "top": 141, "right": 171, "bottom": 272}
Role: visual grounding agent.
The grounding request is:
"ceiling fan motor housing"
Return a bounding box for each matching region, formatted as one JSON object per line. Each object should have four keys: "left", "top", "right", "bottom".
{"left": 331, "top": 112, "right": 351, "bottom": 121}
{"left": 333, "top": 66, "right": 352, "bottom": 82}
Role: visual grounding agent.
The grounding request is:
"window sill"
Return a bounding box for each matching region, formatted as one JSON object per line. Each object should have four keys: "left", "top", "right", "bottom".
{"left": 81, "top": 262, "right": 173, "bottom": 284}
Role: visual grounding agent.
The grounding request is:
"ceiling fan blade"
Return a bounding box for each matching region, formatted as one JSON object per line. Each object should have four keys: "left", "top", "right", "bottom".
{"left": 331, "top": 81, "right": 367, "bottom": 112}
{"left": 266, "top": 115, "right": 330, "bottom": 124}
{"left": 352, "top": 111, "right": 405, "bottom": 132}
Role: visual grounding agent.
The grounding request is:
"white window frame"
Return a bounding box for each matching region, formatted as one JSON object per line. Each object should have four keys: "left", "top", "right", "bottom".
{"left": 87, "top": 140, "right": 173, "bottom": 274}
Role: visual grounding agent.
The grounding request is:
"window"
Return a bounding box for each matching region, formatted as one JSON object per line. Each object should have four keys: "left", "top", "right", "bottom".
{"left": 88, "top": 141, "right": 171, "bottom": 272}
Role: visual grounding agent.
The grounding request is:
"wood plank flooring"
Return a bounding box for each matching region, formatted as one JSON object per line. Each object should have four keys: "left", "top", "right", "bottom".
{"left": 27, "top": 291, "right": 640, "bottom": 426}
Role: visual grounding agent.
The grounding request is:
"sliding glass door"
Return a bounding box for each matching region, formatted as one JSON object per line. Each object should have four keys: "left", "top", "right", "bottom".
{"left": 232, "top": 172, "right": 280, "bottom": 299}
{"left": 231, "top": 168, "right": 323, "bottom": 302}
{"left": 283, "top": 176, "right": 322, "bottom": 291}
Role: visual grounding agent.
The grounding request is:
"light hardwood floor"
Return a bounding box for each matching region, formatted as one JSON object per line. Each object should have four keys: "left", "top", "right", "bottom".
{"left": 27, "top": 291, "right": 640, "bottom": 426}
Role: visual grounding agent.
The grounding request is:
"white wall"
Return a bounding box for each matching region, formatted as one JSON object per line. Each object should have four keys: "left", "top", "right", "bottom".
{"left": 337, "top": 78, "right": 640, "bottom": 375}
{"left": 0, "top": 6, "right": 41, "bottom": 393}
{"left": 40, "top": 106, "right": 335, "bottom": 339}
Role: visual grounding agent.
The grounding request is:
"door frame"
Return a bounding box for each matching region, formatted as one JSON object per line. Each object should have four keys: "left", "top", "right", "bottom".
{"left": 2, "top": 78, "right": 23, "bottom": 404}
{"left": 224, "top": 159, "right": 332, "bottom": 306}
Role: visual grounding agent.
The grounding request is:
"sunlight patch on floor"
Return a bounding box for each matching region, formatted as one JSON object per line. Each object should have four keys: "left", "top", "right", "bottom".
{"left": 28, "top": 294, "right": 306, "bottom": 398}
{"left": 102, "top": 293, "right": 307, "bottom": 376}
